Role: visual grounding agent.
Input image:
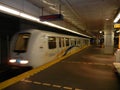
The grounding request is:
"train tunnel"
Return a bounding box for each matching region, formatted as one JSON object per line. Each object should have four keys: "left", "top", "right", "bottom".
{"left": 0, "top": 13, "right": 20, "bottom": 65}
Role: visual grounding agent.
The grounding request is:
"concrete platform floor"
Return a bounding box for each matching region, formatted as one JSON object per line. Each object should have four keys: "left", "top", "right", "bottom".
{"left": 4, "top": 46, "right": 120, "bottom": 90}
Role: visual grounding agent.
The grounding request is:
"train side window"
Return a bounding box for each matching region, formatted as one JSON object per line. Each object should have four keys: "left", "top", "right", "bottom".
{"left": 78, "top": 39, "right": 81, "bottom": 45}
{"left": 59, "top": 38, "right": 62, "bottom": 48}
{"left": 66, "top": 38, "right": 69, "bottom": 46}
{"left": 14, "top": 33, "right": 31, "bottom": 53}
{"left": 62, "top": 38, "right": 65, "bottom": 47}
{"left": 75, "top": 39, "right": 77, "bottom": 46}
{"left": 71, "top": 39, "right": 74, "bottom": 46}
{"left": 76, "top": 39, "right": 80, "bottom": 46}
{"left": 48, "top": 37, "right": 56, "bottom": 49}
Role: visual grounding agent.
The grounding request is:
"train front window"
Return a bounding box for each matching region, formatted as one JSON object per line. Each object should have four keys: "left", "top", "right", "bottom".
{"left": 14, "top": 33, "right": 30, "bottom": 53}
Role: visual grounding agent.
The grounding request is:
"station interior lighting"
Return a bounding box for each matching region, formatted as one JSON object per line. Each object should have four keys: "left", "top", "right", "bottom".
{"left": 0, "top": 4, "right": 20, "bottom": 15}
{"left": 99, "top": 31, "right": 102, "bottom": 34}
{"left": 0, "top": 3, "right": 91, "bottom": 38}
{"left": 20, "top": 13, "right": 40, "bottom": 22}
{"left": 114, "top": 12, "right": 120, "bottom": 23}
{"left": 116, "top": 30, "right": 120, "bottom": 33}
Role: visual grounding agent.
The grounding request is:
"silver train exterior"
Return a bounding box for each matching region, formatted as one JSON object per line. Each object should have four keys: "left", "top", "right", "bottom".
{"left": 9, "top": 29, "right": 90, "bottom": 68}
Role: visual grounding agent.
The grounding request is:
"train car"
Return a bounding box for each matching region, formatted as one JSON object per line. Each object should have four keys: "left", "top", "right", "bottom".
{"left": 8, "top": 29, "right": 90, "bottom": 68}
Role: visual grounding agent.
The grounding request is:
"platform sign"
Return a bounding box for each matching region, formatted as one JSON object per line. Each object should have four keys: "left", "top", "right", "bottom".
{"left": 39, "top": 14, "right": 63, "bottom": 21}
{"left": 114, "top": 23, "right": 120, "bottom": 28}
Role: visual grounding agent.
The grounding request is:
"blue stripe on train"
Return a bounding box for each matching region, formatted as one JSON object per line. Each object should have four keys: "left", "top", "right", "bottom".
{"left": 63, "top": 45, "right": 74, "bottom": 56}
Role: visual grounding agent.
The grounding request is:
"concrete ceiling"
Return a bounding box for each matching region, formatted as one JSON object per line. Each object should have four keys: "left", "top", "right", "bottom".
{"left": 27, "top": 0, "right": 120, "bottom": 36}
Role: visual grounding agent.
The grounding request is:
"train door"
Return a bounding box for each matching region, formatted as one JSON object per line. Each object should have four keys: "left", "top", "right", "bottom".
{"left": 48, "top": 37, "right": 58, "bottom": 59}
{"left": 57, "top": 37, "right": 65, "bottom": 57}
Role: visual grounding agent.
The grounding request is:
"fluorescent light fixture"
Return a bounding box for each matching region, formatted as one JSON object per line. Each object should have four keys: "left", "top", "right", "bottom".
{"left": 42, "top": 0, "right": 55, "bottom": 6}
{"left": 116, "top": 30, "right": 120, "bottom": 33}
{"left": 114, "top": 17, "right": 119, "bottom": 23}
{"left": 20, "top": 13, "right": 39, "bottom": 22}
{"left": 0, "top": 4, "right": 91, "bottom": 38}
{"left": 0, "top": 5, "right": 20, "bottom": 15}
{"left": 42, "top": 21, "right": 90, "bottom": 37}
{"left": 49, "top": 6, "right": 58, "bottom": 12}
{"left": 105, "top": 18, "right": 109, "bottom": 21}
{"left": 49, "top": 6, "right": 64, "bottom": 13}
{"left": 114, "top": 12, "right": 120, "bottom": 23}
{"left": 99, "top": 31, "right": 102, "bottom": 33}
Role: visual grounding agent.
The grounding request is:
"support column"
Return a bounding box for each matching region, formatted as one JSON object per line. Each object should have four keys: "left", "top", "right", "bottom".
{"left": 104, "top": 21, "right": 114, "bottom": 54}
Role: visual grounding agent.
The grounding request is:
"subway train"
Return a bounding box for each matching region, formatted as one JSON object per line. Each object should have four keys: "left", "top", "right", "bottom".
{"left": 8, "top": 29, "right": 90, "bottom": 68}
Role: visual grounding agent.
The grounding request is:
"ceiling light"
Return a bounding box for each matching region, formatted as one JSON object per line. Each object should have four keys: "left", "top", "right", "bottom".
{"left": 114, "top": 12, "right": 120, "bottom": 23}
{"left": 99, "top": 31, "right": 102, "bottom": 33}
{"left": 105, "top": 18, "right": 109, "bottom": 21}
{"left": 20, "top": 13, "right": 39, "bottom": 22}
{"left": 42, "top": 21, "right": 90, "bottom": 37}
{"left": 49, "top": 6, "right": 64, "bottom": 13}
{"left": 49, "top": 6, "right": 58, "bottom": 12}
{"left": 116, "top": 30, "right": 120, "bottom": 33}
{"left": 0, "top": 5, "right": 20, "bottom": 15}
{"left": 42, "top": 0, "right": 55, "bottom": 6}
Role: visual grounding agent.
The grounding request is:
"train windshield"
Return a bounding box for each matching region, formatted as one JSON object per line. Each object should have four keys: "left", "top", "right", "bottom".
{"left": 14, "top": 33, "right": 31, "bottom": 53}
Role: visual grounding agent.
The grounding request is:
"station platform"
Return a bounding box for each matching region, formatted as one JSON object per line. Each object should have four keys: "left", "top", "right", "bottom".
{"left": 1, "top": 46, "right": 120, "bottom": 90}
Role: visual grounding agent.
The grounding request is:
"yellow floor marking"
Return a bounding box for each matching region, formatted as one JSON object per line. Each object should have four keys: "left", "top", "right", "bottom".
{"left": 52, "top": 84, "right": 62, "bottom": 88}
{"left": 42, "top": 83, "right": 51, "bottom": 86}
{"left": 87, "top": 62, "right": 92, "bottom": 64}
{"left": 99, "top": 63, "right": 106, "bottom": 65}
{"left": 21, "top": 79, "right": 25, "bottom": 81}
{"left": 21, "top": 79, "right": 84, "bottom": 90}
{"left": 33, "top": 81, "right": 42, "bottom": 85}
{"left": 94, "top": 63, "right": 100, "bottom": 65}
{"left": 75, "top": 88, "right": 83, "bottom": 90}
{"left": 83, "top": 62, "right": 87, "bottom": 64}
{"left": 22, "top": 79, "right": 32, "bottom": 83}
{"left": 63, "top": 86, "right": 72, "bottom": 90}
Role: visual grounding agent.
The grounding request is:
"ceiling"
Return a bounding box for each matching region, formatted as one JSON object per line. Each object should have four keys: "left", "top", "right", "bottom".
{"left": 27, "top": 0, "right": 120, "bottom": 36}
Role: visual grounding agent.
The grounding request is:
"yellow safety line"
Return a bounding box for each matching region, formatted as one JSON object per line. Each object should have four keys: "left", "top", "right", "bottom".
{"left": 0, "top": 45, "right": 89, "bottom": 90}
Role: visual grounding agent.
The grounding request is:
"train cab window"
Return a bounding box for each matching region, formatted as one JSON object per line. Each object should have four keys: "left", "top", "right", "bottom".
{"left": 14, "top": 33, "right": 30, "bottom": 53}
{"left": 66, "top": 38, "right": 69, "bottom": 46}
{"left": 48, "top": 37, "right": 56, "bottom": 49}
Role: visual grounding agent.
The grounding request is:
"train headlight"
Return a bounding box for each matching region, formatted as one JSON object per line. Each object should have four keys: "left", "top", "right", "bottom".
{"left": 9, "top": 59, "right": 16, "bottom": 63}
{"left": 19, "top": 60, "right": 29, "bottom": 64}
